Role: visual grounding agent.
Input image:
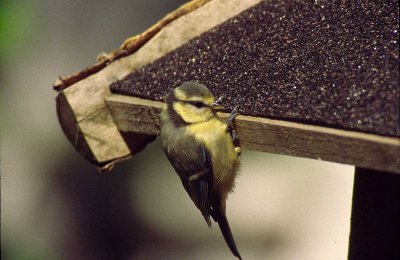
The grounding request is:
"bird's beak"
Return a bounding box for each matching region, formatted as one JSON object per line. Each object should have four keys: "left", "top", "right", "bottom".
{"left": 211, "top": 96, "right": 225, "bottom": 111}
{"left": 210, "top": 102, "right": 225, "bottom": 111}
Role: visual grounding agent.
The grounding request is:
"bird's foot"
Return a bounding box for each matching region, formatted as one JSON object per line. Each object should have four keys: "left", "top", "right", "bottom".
{"left": 226, "top": 105, "right": 239, "bottom": 129}
{"left": 226, "top": 105, "right": 241, "bottom": 154}
{"left": 214, "top": 96, "right": 224, "bottom": 105}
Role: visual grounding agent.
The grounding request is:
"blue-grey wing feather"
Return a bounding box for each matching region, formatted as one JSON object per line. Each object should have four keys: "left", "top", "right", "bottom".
{"left": 164, "top": 140, "right": 213, "bottom": 226}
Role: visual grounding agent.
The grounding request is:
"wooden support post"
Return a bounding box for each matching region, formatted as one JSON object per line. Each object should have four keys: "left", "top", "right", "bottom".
{"left": 348, "top": 167, "right": 400, "bottom": 259}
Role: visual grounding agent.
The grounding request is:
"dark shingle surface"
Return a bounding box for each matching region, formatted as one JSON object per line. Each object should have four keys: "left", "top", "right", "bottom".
{"left": 111, "top": 0, "right": 399, "bottom": 137}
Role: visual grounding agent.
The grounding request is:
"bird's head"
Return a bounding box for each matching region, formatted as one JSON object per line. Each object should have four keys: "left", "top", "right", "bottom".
{"left": 165, "top": 82, "right": 224, "bottom": 124}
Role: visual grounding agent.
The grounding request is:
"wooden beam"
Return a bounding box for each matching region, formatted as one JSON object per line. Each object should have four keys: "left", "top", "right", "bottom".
{"left": 348, "top": 167, "right": 400, "bottom": 259}
{"left": 53, "top": 0, "right": 212, "bottom": 92}
{"left": 106, "top": 94, "right": 400, "bottom": 174}
{"left": 56, "top": 91, "right": 132, "bottom": 171}
{"left": 54, "top": 0, "right": 262, "bottom": 169}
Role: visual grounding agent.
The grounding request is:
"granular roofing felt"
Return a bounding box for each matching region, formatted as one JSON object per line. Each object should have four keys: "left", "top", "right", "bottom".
{"left": 111, "top": 0, "right": 399, "bottom": 137}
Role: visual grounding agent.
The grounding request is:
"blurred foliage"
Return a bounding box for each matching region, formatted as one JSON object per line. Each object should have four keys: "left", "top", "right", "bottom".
{"left": 0, "top": 0, "right": 37, "bottom": 62}
{"left": 2, "top": 243, "right": 58, "bottom": 260}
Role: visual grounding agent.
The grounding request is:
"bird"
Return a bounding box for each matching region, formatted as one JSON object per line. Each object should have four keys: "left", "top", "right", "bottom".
{"left": 160, "top": 81, "right": 242, "bottom": 259}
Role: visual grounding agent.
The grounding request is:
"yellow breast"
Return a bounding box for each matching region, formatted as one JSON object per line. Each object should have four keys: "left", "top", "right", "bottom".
{"left": 186, "top": 117, "right": 240, "bottom": 194}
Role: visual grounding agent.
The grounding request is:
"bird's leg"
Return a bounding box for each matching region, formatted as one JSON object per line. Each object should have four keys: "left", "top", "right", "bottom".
{"left": 232, "top": 131, "right": 241, "bottom": 156}
{"left": 226, "top": 105, "right": 239, "bottom": 131}
{"left": 226, "top": 105, "right": 241, "bottom": 156}
{"left": 231, "top": 130, "right": 241, "bottom": 156}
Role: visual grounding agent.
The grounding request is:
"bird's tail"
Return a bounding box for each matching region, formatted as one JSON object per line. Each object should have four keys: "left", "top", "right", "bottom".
{"left": 217, "top": 213, "right": 242, "bottom": 260}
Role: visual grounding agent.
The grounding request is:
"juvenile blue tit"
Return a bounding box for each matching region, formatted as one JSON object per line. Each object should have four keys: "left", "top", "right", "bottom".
{"left": 160, "top": 81, "right": 242, "bottom": 259}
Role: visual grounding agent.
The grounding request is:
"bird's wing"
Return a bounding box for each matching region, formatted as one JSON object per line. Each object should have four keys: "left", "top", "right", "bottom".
{"left": 164, "top": 142, "right": 213, "bottom": 226}
{"left": 164, "top": 140, "right": 242, "bottom": 259}
{"left": 198, "top": 144, "right": 213, "bottom": 226}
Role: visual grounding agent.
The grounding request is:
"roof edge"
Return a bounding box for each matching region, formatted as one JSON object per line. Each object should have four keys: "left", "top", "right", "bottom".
{"left": 53, "top": 0, "right": 212, "bottom": 92}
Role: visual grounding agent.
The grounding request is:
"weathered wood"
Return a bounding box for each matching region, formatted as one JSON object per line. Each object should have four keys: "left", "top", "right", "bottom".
{"left": 53, "top": 0, "right": 212, "bottom": 92}
{"left": 54, "top": 0, "right": 262, "bottom": 168}
{"left": 106, "top": 94, "right": 400, "bottom": 174}
{"left": 56, "top": 92, "right": 98, "bottom": 164}
{"left": 56, "top": 92, "right": 132, "bottom": 171}
{"left": 106, "top": 95, "right": 163, "bottom": 135}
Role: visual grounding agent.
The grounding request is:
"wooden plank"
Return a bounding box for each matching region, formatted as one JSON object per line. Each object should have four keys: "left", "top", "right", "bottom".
{"left": 56, "top": 92, "right": 132, "bottom": 171}
{"left": 348, "top": 167, "right": 400, "bottom": 259}
{"left": 53, "top": 0, "right": 212, "bottom": 92}
{"left": 54, "top": 0, "right": 262, "bottom": 168}
{"left": 105, "top": 94, "right": 400, "bottom": 174}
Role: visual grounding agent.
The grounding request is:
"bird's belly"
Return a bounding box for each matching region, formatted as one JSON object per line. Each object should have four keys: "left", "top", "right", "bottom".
{"left": 186, "top": 118, "right": 240, "bottom": 194}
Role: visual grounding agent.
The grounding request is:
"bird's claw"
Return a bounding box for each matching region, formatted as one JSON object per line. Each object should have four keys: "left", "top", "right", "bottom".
{"left": 231, "top": 105, "right": 239, "bottom": 115}
{"left": 214, "top": 96, "right": 224, "bottom": 105}
{"left": 226, "top": 105, "right": 239, "bottom": 128}
{"left": 225, "top": 105, "right": 241, "bottom": 153}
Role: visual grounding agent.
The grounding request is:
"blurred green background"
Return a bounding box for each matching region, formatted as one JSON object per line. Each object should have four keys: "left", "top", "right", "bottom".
{"left": 1, "top": 1, "right": 354, "bottom": 259}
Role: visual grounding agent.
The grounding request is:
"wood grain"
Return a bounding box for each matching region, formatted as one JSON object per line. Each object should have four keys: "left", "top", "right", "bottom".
{"left": 106, "top": 94, "right": 400, "bottom": 174}
{"left": 54, "top": 0, "right": 262, "bottom": 168}
{"left": 53, "top": 0, "right": 212, "bottom": 92}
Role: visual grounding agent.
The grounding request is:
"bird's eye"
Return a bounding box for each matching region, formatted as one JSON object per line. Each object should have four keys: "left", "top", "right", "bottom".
{"left": 193, "top": 101, "right": 205, "bottom": 108}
